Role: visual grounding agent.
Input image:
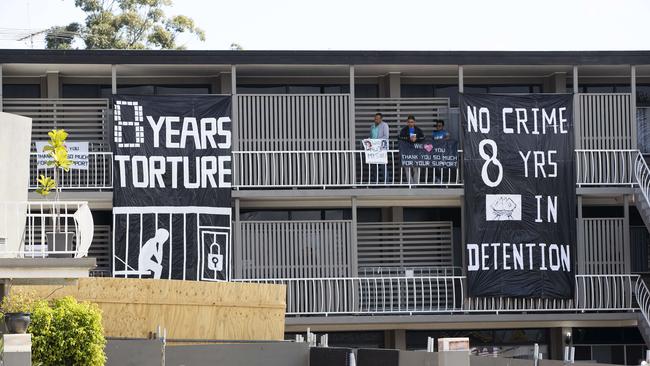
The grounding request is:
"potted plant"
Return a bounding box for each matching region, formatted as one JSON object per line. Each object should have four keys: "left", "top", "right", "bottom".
{"left": 0, "top": 291, "right": 35, "bottom": 334}
{"left": 35, "top": 129, "right": 73, "bottom": 257}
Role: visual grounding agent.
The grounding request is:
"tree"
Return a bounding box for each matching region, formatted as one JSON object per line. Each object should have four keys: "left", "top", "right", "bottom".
{"left": 46, "top": 0, "right": 205, "bottom": 49}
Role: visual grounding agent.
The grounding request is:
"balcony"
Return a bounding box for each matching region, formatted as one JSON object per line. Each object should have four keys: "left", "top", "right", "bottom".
{"left": 238, "top": 274, "right": 640, "bottom": 316}
{"left": 0, "top": 93, "right": 641, "bottom": 192}
{"left": 0, "top": 200, "right": 96, "bottom": 283}
{"left": 0, "top": 201, "right": 93, "bottom": 258}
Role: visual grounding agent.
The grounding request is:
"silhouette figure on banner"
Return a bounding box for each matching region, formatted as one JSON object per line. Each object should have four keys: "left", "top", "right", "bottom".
{"left": 138, "top": 228, "right": 170, "bottom": 279}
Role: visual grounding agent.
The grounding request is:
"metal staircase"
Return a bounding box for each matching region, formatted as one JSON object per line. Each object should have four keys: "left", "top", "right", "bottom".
{"left": 633, "top": 153, "right": 650, "bottom": 345}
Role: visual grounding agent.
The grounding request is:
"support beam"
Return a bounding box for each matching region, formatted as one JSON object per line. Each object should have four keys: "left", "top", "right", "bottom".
{"left": 458, "top": 66, "right": 464, "bottom": 93}
{"left": 111, "top": 65, "right": 117, "bottom": 94}
{"left": 572, "top": 66, "right": 578, "bottom": 94}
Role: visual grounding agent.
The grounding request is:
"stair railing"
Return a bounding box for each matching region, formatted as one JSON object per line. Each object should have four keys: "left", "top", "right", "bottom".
{"left": 635, "top": 152, "right": 650, "bottom": 208}
{"left": 635, "top": 277, "right": 650, "bottom": 326}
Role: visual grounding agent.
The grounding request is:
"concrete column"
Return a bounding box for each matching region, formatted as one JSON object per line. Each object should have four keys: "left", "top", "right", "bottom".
{"left": 220, "top": 72, "right": 232, "bottom": 94}
{"left": 111, "top": 65, "right": 117, "bottom": 95}
{"left": 2, "top": 334, "right": 31, "bottom": 365}
{"left": 458, "top": 66, "right": 464, "bottom": 93}
{"left": 553, "top": 72, "right": 567, "bottom": 93}
{"left": 572, "top": 66, "right": 579, "bottom": 94}
{"left": 387, "top": 72, "right": 401, "bottom": 98}
{"left": 393, "top": 329, "right": 406, "bottom": 350}
{"left": 46, "top": 71, "right": 59, "bottom": 98}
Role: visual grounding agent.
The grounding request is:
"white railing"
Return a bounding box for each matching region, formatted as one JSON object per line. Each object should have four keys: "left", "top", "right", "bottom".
{"left": 635, "top": 153, "right": 650, "bottom": 206}
{"left": 232, "top": 150, "right": 462, "bottom": 188}
{"left": 238, "top": 276, "right": 464, "bottom": 315}
{"left": 0, "top": 201, "right": 89, "bottom": 257}
{"left": 575, "top": 149, "right": 638, "bottom": 187}
{"left": 238, "top": 274, "right": 640, "bottom": 316}
{"left": 29, "top": 152, "right": 113, "bottom": 190}
{"left": 634, "top": 277, "right": 650, "bottom": 326}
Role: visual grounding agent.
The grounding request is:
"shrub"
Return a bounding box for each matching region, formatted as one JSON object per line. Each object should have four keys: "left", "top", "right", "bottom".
{"left": 29, "top": 296, "right": 106, "bottom": 366}
{"left": 0, "top": 291, "right": 36, "bottom": 315}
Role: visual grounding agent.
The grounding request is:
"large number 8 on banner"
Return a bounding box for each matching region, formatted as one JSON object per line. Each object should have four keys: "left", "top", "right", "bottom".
{"left": 113, "top": 100, "right": 145, "bottom": 148}
{"left": 478, "top": 139, "right": 503, "bottom": 187}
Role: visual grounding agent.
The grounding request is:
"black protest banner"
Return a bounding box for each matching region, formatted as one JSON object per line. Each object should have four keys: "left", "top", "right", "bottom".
{"left": 461, "top": 94, "right": 575, "bottom": 298}
{"left": 399, "top": 139, "right": 458, "bottom": 168}
{"left": 111, "top": 95, "right": 232, "bottom": 281}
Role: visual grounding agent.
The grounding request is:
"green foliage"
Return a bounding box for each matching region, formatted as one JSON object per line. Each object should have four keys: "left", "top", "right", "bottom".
{"left": 44, "top": 128, "right": 72, "bottom": 172}
{"left": 35, "top": 175, "right": 57, "bottom": 196}
{"left": 0, "top": 291, "right": 36, "bottom": 315}
{"left": 46, "top": 0, "right": 205, "bottom": 49}
{"left": 30, "top": 297, "right": 106, "bottom": 366}
{"left": 45, "top": 23, "right": 81, "bottom": 50}
{"left": 36, "top": 128, "right": 70, "bottom": 197}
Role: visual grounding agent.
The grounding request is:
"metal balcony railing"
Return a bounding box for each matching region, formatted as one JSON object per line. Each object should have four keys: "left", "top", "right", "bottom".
{"left": 29, "top": 152, "right": 113, "bottom": 190}
{"left": 238, "top": 274, "right": 641, "bottom": 316}
{"left": 0, "top": 201, "right": 92, "bottom": 258}
{"left": 232, "top": 149, "right": 463, "bottom": 188}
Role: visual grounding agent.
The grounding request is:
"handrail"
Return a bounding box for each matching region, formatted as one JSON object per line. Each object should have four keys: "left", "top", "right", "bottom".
{"left": 635, "top": 277, "right": 650, "bottom": 325}
{"left": 236, "top": 274, "right": 640, "bottom": 315}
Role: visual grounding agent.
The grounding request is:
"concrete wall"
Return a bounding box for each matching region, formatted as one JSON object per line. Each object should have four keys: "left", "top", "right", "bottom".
{"left": 165, "top": 342, "right": 309, "bottom": 366}
{"left": 0, "top": 112, "right": 31, "bottom": 255}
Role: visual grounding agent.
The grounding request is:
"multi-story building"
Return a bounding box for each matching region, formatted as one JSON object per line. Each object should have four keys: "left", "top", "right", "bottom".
{"left": 2, "top": 49, "right": 650, "bottom": 363}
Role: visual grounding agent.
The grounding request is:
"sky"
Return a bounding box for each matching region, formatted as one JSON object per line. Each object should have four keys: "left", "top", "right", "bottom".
{"left": 0, "top": 0, "right": 649, "bottom": 51}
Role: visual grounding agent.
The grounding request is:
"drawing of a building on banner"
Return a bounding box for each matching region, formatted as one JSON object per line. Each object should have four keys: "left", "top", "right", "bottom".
{"left": 112, "top": 206, "right": 231, "bottom": 281}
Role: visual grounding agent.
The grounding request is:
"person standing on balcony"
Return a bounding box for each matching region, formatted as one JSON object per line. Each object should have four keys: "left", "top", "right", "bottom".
{"left": 398, "top": 115, "right": 424, "bottom": 183}
{"left": 369, "top": 113, "right": 390, "bottom": 184}
{"left": 432, "top": 119, "right": 451, "bottom": 140}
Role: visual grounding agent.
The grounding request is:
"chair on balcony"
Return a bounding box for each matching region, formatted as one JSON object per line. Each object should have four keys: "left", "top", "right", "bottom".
{"left": 73, "top": 204, "right": 94, "bottom": 258}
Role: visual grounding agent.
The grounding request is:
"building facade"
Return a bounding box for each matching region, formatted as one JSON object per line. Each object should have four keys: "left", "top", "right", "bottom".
{"left": 2, "top": 49, "right": 650, "bottom": 363}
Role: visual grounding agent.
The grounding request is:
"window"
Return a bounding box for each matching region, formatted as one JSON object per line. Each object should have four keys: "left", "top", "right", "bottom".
{"left": 237, "top": 84, "right": 375, "bottom": 96}
{"left": 2, "top": 84, "right": 40, "bottom": 98}
{"left": 240, "top": 209, "right": 351, "bottom": 221}
{"left": 62, "top": 84, "right": 211, "bottom": 98}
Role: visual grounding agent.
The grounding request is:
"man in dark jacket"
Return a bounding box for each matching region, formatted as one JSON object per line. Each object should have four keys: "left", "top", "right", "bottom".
{"left": 398, "top": 115, "right": 424, "bottom": 184}
{"left": 398, "top": 115, "right": 425, "bottom": 143}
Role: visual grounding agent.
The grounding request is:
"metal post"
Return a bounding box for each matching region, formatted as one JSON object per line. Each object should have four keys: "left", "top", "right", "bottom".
{"left": 349, "top": 65, "right": 356, "bottom": 149}
{"left": 233, "top": 198, "right": 241, "bottom": 279}
{"left": 350, "top": 196, "right": 358, "bottom": 276}
{"left": 573, "top": 66, "right": 580, "bottom": 149}
{"left": 458, "top": 66, "right": 464, "bottom": 94}
{"left": 111, "top": 65, "right": 117, "bottom": 94}
{"left": 577, "top": 196, "right": 584, "bottom": 274}
{"left": 631, "top": 65, "right": 637, "bottom": 148}
{"left": 623, "top": 195, "right": 631, "bottom": 273}
{"left": 231, "top": 65, "right": 238, "bottom": 151}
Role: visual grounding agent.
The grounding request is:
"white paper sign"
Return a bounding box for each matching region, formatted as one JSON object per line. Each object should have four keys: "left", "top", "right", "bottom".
{"left": 35, "top": 141, "right": 89, "bottom": 170}
{"left": 362, "top": 139, "right": 388, "bottom": 164}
